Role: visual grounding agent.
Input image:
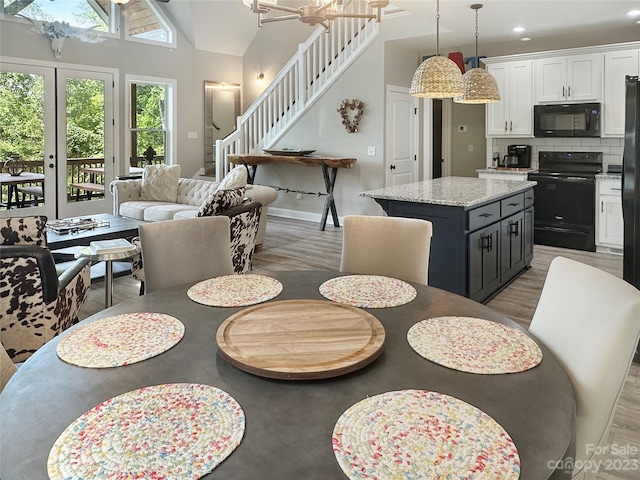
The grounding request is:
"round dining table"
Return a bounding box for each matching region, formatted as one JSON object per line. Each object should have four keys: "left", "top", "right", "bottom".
{"left": 0, "top": 270, "right": 575, "bottom": 480}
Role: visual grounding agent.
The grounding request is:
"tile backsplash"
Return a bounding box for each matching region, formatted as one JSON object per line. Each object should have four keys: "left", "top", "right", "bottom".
{"left": 490, "top": 137, "right": 624, "bottom": 171}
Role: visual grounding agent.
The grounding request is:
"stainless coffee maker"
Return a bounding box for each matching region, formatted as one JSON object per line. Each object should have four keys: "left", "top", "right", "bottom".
{"left": 501, "top": 145, "right": 532, "bottom": 168}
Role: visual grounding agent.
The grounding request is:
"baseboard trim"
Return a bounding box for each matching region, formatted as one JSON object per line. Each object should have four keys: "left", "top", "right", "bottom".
{"left": 268, "top": 207, "right": 343, "bottom": 228}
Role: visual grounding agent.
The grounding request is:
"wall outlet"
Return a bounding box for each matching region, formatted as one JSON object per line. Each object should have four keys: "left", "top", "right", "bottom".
{"left": 187, "top": 131, "right": 198, "bottom": 139}
{"left": 296, "top": 193, "right": 302, "bottom": 200}
{"left": 367, "top": 146, "right": 376, "bottom": 156}
{"left": 468, "top": 144, "right": 474, "bottom": 152}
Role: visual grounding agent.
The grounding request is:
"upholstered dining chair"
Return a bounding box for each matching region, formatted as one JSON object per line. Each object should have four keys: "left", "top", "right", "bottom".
{"left": 131, "top": 200, "right": 262, "bottom": 294}
{"left": 528, "top": 256, "right": 640, "bottom": 480}
{"left": 137, "top": 216, "right": 235, "bottom": 293}
{"left": 0, "top": 341, "right": 16, "bottom": 392}
{"left": 0, "top": 216, "right": 92, "bottom": 363}
{"left": 340, "top": 215, "right": 433, "bottom": 285}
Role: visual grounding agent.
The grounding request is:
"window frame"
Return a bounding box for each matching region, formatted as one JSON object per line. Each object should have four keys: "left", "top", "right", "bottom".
{"left": 0, "top": 0, "right": 119, "bottom": 40}
{"left": 122, "top": 0, "right": 176, "bottom": 49}
{"left": 124, "top": 74, "right": 177, "bottom": 170}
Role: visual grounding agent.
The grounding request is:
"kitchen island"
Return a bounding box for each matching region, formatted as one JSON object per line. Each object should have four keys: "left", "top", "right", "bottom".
{"left": 361, "top": 176, "right": 536, "bottom": 303}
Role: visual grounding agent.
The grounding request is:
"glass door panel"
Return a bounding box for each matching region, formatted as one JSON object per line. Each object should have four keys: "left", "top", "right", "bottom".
{"left": 57, "top": 69, "right": 114, "bottom": 219}
{"left": 0, "top": 64, "right": 56, "bottom": 219}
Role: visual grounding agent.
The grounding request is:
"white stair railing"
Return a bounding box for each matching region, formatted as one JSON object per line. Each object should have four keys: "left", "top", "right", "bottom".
{"left": 215, "top": 4, "right": 380, "bottom": 180}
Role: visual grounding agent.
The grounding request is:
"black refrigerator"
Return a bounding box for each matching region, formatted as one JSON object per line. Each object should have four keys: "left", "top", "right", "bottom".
{"left": 623, "top": 76, "right": 640, "bottom": 363}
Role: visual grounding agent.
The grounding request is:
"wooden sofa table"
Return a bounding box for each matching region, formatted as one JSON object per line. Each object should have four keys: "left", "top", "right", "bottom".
{"left": 229, "top": 154, "right": 356, "bottom": 231}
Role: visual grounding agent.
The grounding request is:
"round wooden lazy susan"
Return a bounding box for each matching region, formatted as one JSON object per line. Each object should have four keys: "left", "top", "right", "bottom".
{"left": 216, "top": 299, "right": 385, "bottom": 380}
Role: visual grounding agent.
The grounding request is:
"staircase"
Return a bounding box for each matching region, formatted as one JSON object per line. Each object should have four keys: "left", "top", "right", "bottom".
{"left": 215, "top": 5, "right": 381, "bottom": 180}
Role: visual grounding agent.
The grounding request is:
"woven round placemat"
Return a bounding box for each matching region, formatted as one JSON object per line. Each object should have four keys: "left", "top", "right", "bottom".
{"left": 56, "top": 312, "right": 184, "bottom": 368}
{"left": 319, "top": 275, "right": 417, "bottom": 308}
{"left": 187, "top": 274, "right": 283, "bottom": 307}
{"left": 407, "top": 316, "right": 543, "bottom": 374}
{"left": 332, "top": 389, "right": 520, "bottom": 480}
{"left": 47, "top": 383, "right": 245, "bottom": 480}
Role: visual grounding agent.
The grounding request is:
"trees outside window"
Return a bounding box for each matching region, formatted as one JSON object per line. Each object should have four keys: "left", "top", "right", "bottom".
{"left": 127, "top": 76, "right": 176, "bottom": 167}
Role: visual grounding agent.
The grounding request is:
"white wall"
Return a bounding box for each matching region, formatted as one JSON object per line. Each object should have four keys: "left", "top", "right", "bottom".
{"left": 491, "top": 137, "right": 625, "bottom": 172}
{"left": 249, "top": 35, "right": 388, "bottom": 221}
{"left": 0, "top": 15, "right": 243, "bottom": 179}
{"left": 242, "top": 22, "right": 312, "bottom": 109}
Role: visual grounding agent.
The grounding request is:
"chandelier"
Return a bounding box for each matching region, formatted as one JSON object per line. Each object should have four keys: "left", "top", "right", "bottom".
{"left": 243, "top": 0, "right": 389, "bottom": 31}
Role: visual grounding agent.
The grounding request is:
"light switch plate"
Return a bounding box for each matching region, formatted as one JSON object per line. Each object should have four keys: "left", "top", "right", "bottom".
{"left": 188, "top": 131, "right": 198, "bottom": 139}
{"left": 367, "top": 146, "right": 376, "bottom": 156}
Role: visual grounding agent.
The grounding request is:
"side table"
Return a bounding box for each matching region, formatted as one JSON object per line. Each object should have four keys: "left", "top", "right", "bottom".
{"left": 75, "top": 246, "right": 139, "bottom": 308}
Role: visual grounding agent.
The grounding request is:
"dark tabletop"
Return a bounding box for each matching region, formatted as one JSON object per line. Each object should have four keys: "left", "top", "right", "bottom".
{"left": 46, "top": 213, "right": 145, "bottom": 250}
{"left": 0, "top": 271, "right": 575, "bottom": 480}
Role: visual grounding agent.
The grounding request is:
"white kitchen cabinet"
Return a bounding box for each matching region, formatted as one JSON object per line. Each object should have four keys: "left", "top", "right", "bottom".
{"left": 603, "top": 50, "right": 640, "bottom": 137}
{"left": 486, "top": 60, "right": 533, "bottom": 137}
{"left": 596, "top": 178, "right": 624, "bottom": 252}
{"left": 535, "top": 53, "right": 602, "bottom": 103}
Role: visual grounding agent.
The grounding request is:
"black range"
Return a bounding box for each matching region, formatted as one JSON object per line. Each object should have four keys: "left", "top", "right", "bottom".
{"left": 528, "top": 151, "right": 603, "bottom": 252}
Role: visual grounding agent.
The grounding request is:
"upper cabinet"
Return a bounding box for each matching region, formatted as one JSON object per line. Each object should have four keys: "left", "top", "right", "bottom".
{"left": 535, "top": 54, "right": 602, "bottom": 103}
{"left": 486, "top": 61, "right": 533, "bottom": 137}
{"left": 603, "top": 50, "right": 640, "bottom": 137}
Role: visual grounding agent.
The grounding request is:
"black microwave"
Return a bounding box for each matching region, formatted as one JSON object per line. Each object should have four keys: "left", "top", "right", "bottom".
{"left": 534, "top": 103, "right": 600, "bottom": 137}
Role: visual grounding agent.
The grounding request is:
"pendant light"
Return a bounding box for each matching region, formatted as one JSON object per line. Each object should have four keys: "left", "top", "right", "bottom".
{"left": 410, "top": 0, "right": 464, "bottom": 99}
{"left": 454, "top": 4, "right": 500, "bottom": 104}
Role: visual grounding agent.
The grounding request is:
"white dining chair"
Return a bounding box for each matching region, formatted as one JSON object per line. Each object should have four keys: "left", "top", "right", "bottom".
{"left": 340, "top": 215, "right": 433, "bottom": 285}
{"left": 528, "top": 256, "right": 640, "bottom": 480}
{"left": 138, "top": 216, "right": 235, "bottom": 293}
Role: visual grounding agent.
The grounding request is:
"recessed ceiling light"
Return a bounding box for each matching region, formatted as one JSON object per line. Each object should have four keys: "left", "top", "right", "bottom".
{"left": 521, "top": 37, "right": 531, "bottom": 42}
{"left": 513, "top": 26, "right": 525, "bottom": 33}
{"left": 627, "top": 10, "right": 640, "bottom": 17}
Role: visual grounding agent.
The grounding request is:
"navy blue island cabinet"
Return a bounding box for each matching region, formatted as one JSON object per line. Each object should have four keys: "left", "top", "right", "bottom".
{"left": 360, "top": 177, "right": 536, "bottom": 304}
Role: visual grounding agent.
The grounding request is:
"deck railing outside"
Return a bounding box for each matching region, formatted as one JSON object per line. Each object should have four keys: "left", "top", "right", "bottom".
{"left": 1, "top": 157, "right": 164, "bottom": 209}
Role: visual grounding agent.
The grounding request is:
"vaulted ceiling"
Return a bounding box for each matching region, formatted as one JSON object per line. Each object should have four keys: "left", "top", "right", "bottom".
{"left": 162, "top": 1, "right": 640, "bottom": 57}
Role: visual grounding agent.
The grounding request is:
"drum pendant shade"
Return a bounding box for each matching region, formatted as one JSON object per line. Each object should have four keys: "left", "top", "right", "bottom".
{"left": 454, "top": 3, "right": 501, "bottom": 104}
{"left": 410, "top": 55, "right": 465, "bottom": 98}
{"left": 456, "top": 67, "right": 501, "bottom": 103}
{"left": 409, "top": 0, "right": 464, "bottom": 99}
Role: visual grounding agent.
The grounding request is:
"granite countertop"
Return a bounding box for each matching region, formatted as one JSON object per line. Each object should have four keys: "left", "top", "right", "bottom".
{"left": 360, "top": 176, "right": 537, "bottom": 208}
{"left": 476, "top": 168, "right": 537, "bottom": 174}
{"left": 597, "top": 172, "right": 622, "bottom": 179}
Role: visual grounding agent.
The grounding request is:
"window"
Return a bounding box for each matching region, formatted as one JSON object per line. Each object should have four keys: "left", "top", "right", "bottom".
{"left": 1, "top": 0, "right": 112, "bottom": 32}
{"left": 124, "top": 0, "right": 176, "bottom": 48}
{"left": 125, "top": 75, "right": 176, "bottom": 168}
{"left": 1, "top": 0, "right": 176, "bottom": 46}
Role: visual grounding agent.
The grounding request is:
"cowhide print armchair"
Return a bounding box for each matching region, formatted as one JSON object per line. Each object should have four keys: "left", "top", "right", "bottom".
{"left": 131, "top": 201, "right": 262, "bottom": 294}
{"left": 0, "top": 216, "right": 92, "bottom": 363}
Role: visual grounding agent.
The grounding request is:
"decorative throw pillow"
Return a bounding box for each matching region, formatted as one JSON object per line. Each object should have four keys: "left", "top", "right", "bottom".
{"left": 217, "top": 165, "right": 248, "bottom": 190}
{"left": 197, "top": 187, "right": 246, "bottom": 217}
{"left": 140, "top": 164, "right": 181, "bottom": 202}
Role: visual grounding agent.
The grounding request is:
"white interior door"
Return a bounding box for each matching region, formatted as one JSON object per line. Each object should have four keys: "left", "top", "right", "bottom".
{"left": 386, "top": 86, "right": 418, "bottom": 187}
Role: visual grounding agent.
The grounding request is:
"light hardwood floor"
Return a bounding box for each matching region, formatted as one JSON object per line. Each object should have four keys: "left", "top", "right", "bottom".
{"left": 80, "top": 216, "right": 639, "bottom": 479}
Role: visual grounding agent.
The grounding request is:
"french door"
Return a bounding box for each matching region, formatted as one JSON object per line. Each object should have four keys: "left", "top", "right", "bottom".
{"left": 0, "top": 60, "right": 115, "bottom": 220}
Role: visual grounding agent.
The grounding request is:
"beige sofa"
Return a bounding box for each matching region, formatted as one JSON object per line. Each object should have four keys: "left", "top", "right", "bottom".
{"left": 109, "top": 177, "right": 278, "bottom": 247}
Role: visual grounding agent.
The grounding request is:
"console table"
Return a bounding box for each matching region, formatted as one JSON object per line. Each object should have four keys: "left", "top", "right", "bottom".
{"left": 228, "top": 154, "right": 356, "bottom": 231}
